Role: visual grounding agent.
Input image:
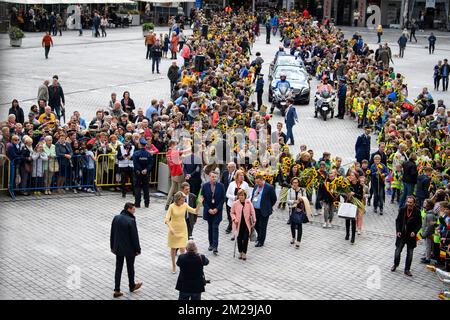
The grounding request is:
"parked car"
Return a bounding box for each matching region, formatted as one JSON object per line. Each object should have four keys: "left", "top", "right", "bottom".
{"left": 269, "top": 65, "right": 310, "bottom": 105}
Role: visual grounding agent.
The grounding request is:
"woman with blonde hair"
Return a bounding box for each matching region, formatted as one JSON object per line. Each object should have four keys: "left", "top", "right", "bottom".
{"left": 31, "top": 142, "right": 48, "bottom": 195}
{"left": 165, "top": 191, "right": 202, "bottom": 273}
{"left": 43, "top": 135, "right": 58, "bottom": 195}
{"left": 230, "top": 189, "right": 256, "bottom": 260}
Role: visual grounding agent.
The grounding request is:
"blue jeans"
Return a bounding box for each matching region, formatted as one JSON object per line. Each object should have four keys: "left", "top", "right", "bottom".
{"left": 286, "top": 124, "right": 294, "bottom": 144}
{"left": 399, "top": 182, "right": 415, "bottom": 208}
{"left": 152, "top": 58, "right": 160, "bottom": 73}
{"left": 207, "top": 214, "right": 221, "bottom": 249}
{"left": 272, "top": 26, "right": 278, "bottom": 36}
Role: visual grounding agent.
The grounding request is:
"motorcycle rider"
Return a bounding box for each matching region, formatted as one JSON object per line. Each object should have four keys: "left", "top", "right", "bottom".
{"left": 275, "top": 45, "right": 285, "bottom": 58}
{"left": 271, "top": 72, "right": 291, "bottom": 113}
{"left": 314, "top": 75, "right": 335, "bottom": 118}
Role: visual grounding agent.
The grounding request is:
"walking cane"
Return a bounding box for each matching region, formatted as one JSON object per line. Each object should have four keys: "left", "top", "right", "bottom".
{"left": 233, "top": 228, "right": 237, "bottom": 258}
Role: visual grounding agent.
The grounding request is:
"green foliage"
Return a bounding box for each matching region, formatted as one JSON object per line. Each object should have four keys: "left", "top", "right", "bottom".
{"left": 9, "top": 27, "right": 24, "bottom": 40}
{"left": 142, "top": 22, "right": 155, "bottom": 31}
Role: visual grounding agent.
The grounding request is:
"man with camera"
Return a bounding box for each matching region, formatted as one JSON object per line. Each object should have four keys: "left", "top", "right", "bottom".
{"left": 132, "top": 137, "right": 153, "bottom": 208}
{"left": 175, "top": 240, "right": 209, "bottom": 300}
{"left": 118, "top": 136, "right": 135, "bottom": 198}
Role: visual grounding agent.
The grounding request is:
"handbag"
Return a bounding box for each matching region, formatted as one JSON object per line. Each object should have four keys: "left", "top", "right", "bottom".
{"left": 290, "top": 209, "right": 303, "bottom": 224}
{"left": 337, "top": 202, "right": 358, "bottom": 219}
{"left": 302, "top": 213, "right": 310, "bottom": 224}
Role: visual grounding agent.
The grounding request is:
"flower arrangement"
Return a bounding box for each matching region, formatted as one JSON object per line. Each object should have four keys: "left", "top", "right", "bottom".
{"left": 298, "top": 167, "right": 318, "bottom": 194}
{"left": 330, "top": 176, "right": 365, "bottom": 209}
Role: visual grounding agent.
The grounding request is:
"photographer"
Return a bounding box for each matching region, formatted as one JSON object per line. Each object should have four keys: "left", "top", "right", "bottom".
{"left": 117, "top": 135, "right": 135, "bottom": 198}
{"left": 175, "top": 240, "right": 209, "bottom": 300}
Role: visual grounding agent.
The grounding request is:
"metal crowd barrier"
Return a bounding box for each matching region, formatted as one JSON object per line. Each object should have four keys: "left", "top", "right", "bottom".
{"left": 95, "top": 153, "right": 120, "bottom": 187}
{"left": 9, "top": 155, "right": 96, "bottom": 200}
{"left": 95, "top": 152, "right": 167, "bottom": 187}
{"left": 6, "top": 151, "right": 167, "bottom": 199}
{"left": 0, "top": 155, "right": 10, "bottom": 192}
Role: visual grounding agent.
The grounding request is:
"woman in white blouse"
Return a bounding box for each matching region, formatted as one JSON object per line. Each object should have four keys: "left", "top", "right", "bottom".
{"left": 226, "top": 169, "right": 250, "bottom": 210}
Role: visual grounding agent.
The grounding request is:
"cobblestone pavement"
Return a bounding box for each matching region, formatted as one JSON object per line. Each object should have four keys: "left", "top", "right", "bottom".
{"left": 0, "top": 26, "right": 447, "bottom": 300}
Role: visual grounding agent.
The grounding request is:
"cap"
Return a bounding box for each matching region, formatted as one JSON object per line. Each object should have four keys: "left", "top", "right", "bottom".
{"left": 138, "top": 129, "right": 145, "bottom": 134}
{"left": 52, "top": 75, "right": 58, "bottom": 80}
{"left": 28, "top": 112, "right": 35, "bottom": 117}
{"left": 139, "top": 137, "right": 147, "bottom": 145}
{"left": 264, "top": 114, "right": 271, "bottom": 120}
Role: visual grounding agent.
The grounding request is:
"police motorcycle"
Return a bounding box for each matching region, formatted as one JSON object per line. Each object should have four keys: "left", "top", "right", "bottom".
{"left": 314, "top": 87, "right": 336, "bottom": 121}
{"left": 271, "top": 73, "right": 293, "bottom": 116}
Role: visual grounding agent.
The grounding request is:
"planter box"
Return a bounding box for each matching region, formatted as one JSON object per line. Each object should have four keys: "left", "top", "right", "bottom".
{"left": 10, "top": 38, "right": 22, "bottom": 47}
{"left": 157, "top": 162, "right": 171, "bottom": 194}
{"left": 117, "top": 13, "right": 140, "bottom": 26}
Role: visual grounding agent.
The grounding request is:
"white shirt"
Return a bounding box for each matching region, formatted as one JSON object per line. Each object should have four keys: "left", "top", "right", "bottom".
{"left": 226, "top": 180, "right": 250, "bottom": 208}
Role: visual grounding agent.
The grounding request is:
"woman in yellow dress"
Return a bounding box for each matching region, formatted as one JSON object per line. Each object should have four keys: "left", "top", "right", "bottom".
{"left": 165, "top": 191, "right": 202, "bottom": 273}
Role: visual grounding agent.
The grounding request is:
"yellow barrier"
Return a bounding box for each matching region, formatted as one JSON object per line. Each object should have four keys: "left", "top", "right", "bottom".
{"left": 0, "top": 155, "right": 10, "bottom": 192}
{"left": 95, "top": 153, "right": 120, "bottom": 187}
{"left": 95, "top": 152, "right": 167, "bottom": 187}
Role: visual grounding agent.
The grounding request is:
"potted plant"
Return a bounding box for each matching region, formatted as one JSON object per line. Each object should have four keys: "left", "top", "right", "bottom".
{"left": 9, "top": 27, "right": 24, "bottom": 47}
{"left": 142, "top": 22, "right": 155, "bottom": 37}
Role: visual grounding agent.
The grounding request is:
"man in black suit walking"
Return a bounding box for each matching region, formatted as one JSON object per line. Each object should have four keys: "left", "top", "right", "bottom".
{"left": 251, "top": 175, "right": 277, "bottom": 247}
{"left": 391, "top": 196, "right": 422, "bottom": 277}
{"left": 201, "top": 171, "right": 225, "bottom": 254}
{"left": 110, "top": 202, "right": 143, "bottom": 298}
{"left": 180, "top": 182, "right": 198, "bottom": 239}
{"left": 48, "top": 75, "right": 65, "bottom": 121}
{"left": 176, "top": 240, "right": 209, "bottom": 300}
{"left": 221, "top": 162, "right": 237, "bottom": 234}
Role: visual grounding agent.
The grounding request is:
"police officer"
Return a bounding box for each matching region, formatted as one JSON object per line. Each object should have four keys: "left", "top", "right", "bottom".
{"left": 336, "top": 77, "right": 347, "bottom": 119}
{"left": 255, "top": 74, "right": 264, "bottom": 111}
{"left": 133, "top": 137, "right": 153, "bottom": 208}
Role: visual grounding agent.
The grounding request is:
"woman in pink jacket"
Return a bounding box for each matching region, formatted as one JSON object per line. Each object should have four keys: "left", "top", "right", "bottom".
{"left": 231, "top": 189, "right": 256, "bottom": 260}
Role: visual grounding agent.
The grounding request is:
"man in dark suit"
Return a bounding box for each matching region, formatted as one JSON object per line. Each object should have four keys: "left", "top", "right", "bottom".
{"left": 180, "top": 182, "right": 198, "bottom": 239}
{"left": 284, "top": 99, "right": 298, "bottom": 145}
{"left": 391, "top": 196, "right": 422, "bottom": 277}
{"left": 183, "top": 151, "right": 201, "bottom": 196}
{"left": 176, "top": 240, "right": 209, "bottom": 300}
{"left": 220, "top": 162, "right": 236, "bottom": 234}
{"left": 369, "top": 142, "right": 387, "bottom": 167}
{"left": 201, "top": 171, "right": 225, "bottom": 254}
{"left": 251, "top": 175, "right": 277, "bottom": 247}
{"left": 48, "top": 75, "right": 65, "bottom": 121}
{"left": 355, "top": 125, "right": 371, "bottom": 164}
{"left": 110, "top": 202, "right": 142, "bottom": 298}
{"left": 336, "top": 77, "right": 347, "bottom": 119}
